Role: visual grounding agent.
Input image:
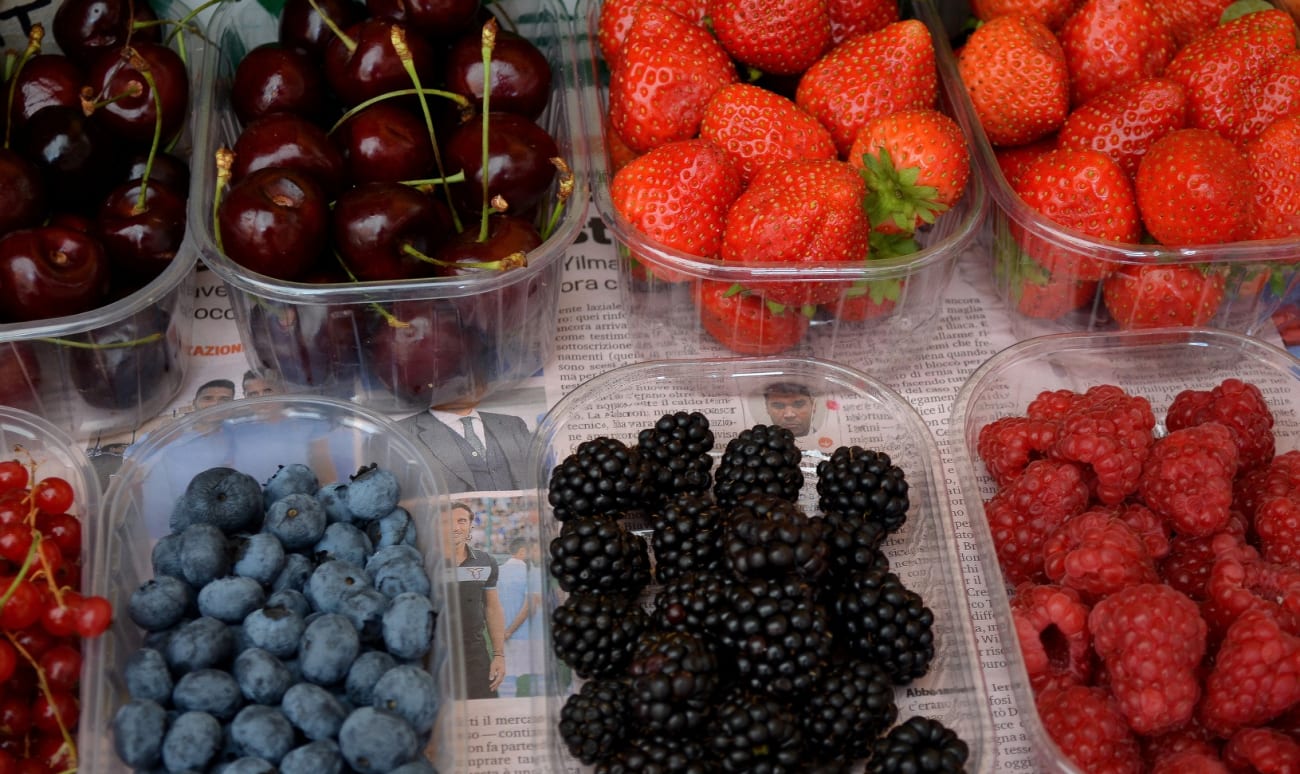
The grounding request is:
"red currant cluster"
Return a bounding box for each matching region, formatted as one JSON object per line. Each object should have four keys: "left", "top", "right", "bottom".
{"left": 0, "top": 458, "right": 113, "bottom": 772}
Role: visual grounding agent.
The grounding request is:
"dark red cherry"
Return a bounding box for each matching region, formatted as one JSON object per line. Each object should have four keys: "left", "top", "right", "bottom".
{"left": 367, "top": 299, "right": 488, "bottom": 407}
{"left": 231, "top": 112, "right": 346, "bottom": 194}
{"left": 443, "top": 28, "right": 551, "bottom": 120}
{"left": 433, "top": 213, "right": 539, "bottom": 278}
{"left": 0, "top": 149, "right": 47, "bottom": 237}
{"left": 68, "top": 304, "right": 177, "bottom": 410}
{"left": 443, "top": 111, "right": 558, "bottom": 217}
{"left": 95, "top": 179, "right": 187, "bottom": 282}
{"left": 52, "top": 0, "right": 161, "bottom": 67}
{"left": 231, "top": 44, "right": 327, "bottom": 123}
{"left": 125, "top": 150, "right": 190, "bottom": 193}
{"left": 0, "top": 342, "right": 42, "bottom": 413}
{"left": 19, "top": 104, "right": 121, "bottom": 208}
{"left": 83, "top": 42, "right": 189, "bottom": 146}
{"left": 332, "top": 182, "right": 454, "bottom": 281}
{"left": 279, "top": 0, "right": 364, "bottom": 60}
{"left": 322, "top": 19, "right": 437, "bottom": 108}
{"left": 218, "top": 167, "right": 330, "bottom": 281}
{"left": 8, "top": 54, "right": 84, "bottom": 128}
{"left": 365, "top": 0, "right": 480, "bottom": 40}
{"left": 48, "top": 212, "right": 95, "bottom": 233}
{"left": 333, "top": 102, "right": 434, "bottom": 184}
{"left": 0, "top": 226, "right": 111, "bottom": 322}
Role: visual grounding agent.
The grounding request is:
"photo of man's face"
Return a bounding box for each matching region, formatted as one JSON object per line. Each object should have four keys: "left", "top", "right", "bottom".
{"left": 451, "top": 505, "right": 474, "bottom": 547}
{"left": 193, "top": 384, "right": 235, "bottom": 410}
{"left": 765, "top": 387, "right": 815, "bottom": 437}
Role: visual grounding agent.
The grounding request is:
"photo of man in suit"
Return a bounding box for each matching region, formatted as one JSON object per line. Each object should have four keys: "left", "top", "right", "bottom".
{"left": 397, "top": 399, "right": 534, "bottom": 494}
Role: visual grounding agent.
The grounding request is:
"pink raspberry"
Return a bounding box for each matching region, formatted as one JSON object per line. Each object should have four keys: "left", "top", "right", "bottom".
{"left": 1051, "top": 386, "right": 1155, "bottom": 505}
{"left": 1200, "top": 609, "right": 1300, "bottom": 736}
{"left": 977, "top": 415, "right": 1058, "bottom": 487}
{"left": 1037, "top": 684, "right": 1142, "bottom": 774}
{"left": 1235, "top": 450, "right": 1300, "bottom": 519}
{"left": 1042, "top": 510, "right": 1158, "bottom": 600}
{"left": 1010, "top": 583, "right": 1092, "bottom": 691}
{"left": 985, "top": 459, "right": 1091, "bottom": 585}
{"left": 1139, "top": 423, "right": 1239, "bottom": 537}
{"left": 1160, "top": 515, "right": 1250, "bottom": 601}
{"left": 1142, "top": 721, "right": 1220, "bottom": 767}
{"left": 1223, "top": 727, "right": 1300, "bottom": 773}
{"left": 1116, "top": 501, "right": 1170, "bottom": 561}
{"left": 1255, "top": 494, "right": 1300, "bottom": 566}
{"left": 1167, "top": 378, "right": 1275, "bottom": 474}
{"left": 1150, "top": 749, "right": 1228, "bottom": 774}
{"left": 1202, "top": 551, "right": 1300, "bottom": 642}
{"left": 1027, "top": 388, "right": 1091, "bottom": 421}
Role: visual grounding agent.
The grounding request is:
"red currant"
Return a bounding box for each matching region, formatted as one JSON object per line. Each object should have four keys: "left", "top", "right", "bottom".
{"left": 9, "top": 628, "right": 52, "bottom": 661}
{"left": 31, "top": 733, "right": 73, "bottom": 773}
{"left": 0, "top": 494, "right": 26, "bottom": 528}
{"left": 33, "top": 514, "right": 80, "bottom": 561}
{"left": 0, "top": 527, "right": 31, "bottom": 564}
{"left": 31, "top": 690, "right": 75, "bottom": 734}
{"left": 0, "top": 463, "right": 27, "bottom": 495}
{"left": 0, "top": 748, "right": 15, "bottom": 774}
{"left": 74, "top": 596, "right": 112, "bottom": 639}
{"left": 15, "top": 756, "right": 52, "bottom": 774}
{"left": 0, "top": 640, "right": 13, "bottom": 684}
{"left": 0, "top": 697, "right": 31, "bottom": 738}
{"left": 36, "top": 645, "right": 80, "bottom": 693}
{"left": 29, "top": 479, "right": 72, "bottom": 518}
{"left": 0, "top": 582, "right": 41, "bottom": 630}
{"left": 38, "top": 604, "right": 76, "bottom": 639}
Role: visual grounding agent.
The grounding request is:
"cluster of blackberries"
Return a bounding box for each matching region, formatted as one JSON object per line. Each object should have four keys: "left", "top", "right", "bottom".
{"left": 548, "top": 414, "right": 968, "bottom": 773}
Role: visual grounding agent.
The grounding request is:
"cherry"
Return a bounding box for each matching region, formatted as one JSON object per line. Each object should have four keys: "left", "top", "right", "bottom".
{"left": 83, "top": 42, "right": 189, "bottom": 146}
{"left": 69, "top": 304, "right": 177, "bottom": 410}
{"left": 365, "top": 0, "right": 480, "bottom": 40}
{"left": 217, "top": 166, "right": 331, "bottom": 281}
{"left": 332, "top": 182, "right": 454, "bottom": 281}
{"left": 31, "top": 477, "right": 73, "bottom": 516}
{"left": 246, "top": 303, "right": 328, "bottom": 387}
{"left": 36, "top": 645, "right": 80, "bottom": 692}
{"left": 434, "top": 213, "right": 538, "bottom": 278}
{"left": 443, "top": 28, "right": 551, "bottom": 120}
{"left": 230, "top": 112, "right": 346, "bottom": 194}
{"left": 125, "top": 150, "right": 189, "bottom": 193}
{"left": 0, "top": 150, "right": 46, "bottom": 237}
{"left": 279, "top": 0, "right": 364, "bottom": 60}
{"left": 367, "top": 299, "right": 488, "bottom": 406}
{"left": 0, "top": 345, "right": 42, "bottom": 414}
{"left": 0, "top": 463, "right": 26, "bottom": 494}
{"left": 442, "top": 111, "right": 557, "bottom": 217}
{"left": 52, "top": 0, "right": 161, "bottom": 67}
{"left": 19, "top": 104, "right": 121, "bottom": 208}
{"left": 231, "top": 43, "right": 328, "bottom": 123}
{"left": 0, "top": 641, "right": 13, "bottom": 685}
{"left": 333, "top": 101, "right": 434, "bottom": 184}
{"left": 95, "top": 178, "right": 187, "bottom": 282}
{"left": 322, "top": 19, "right": 437, "bottom": 108}
{"left": 0, "top": 226, "right": 111, "bottom": 322}
{"left": 7, "top": 54, "right": 84, "bottom": 129}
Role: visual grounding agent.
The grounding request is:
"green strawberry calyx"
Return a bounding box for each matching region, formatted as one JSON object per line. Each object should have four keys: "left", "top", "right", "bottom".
{"left": 844, "top": 277, "right": 902, "bottom": 305}
{"left": 724, "top": 283, "right": 817, "bottom": 318}
{"left": 858, "top": 146, "right": 949, "bottom": 233}
{"left": 869, "top": 231, "right": 920, "bottom": 261}
{"left": 1221, "top": 0, "right": 1274, "bottom": 24}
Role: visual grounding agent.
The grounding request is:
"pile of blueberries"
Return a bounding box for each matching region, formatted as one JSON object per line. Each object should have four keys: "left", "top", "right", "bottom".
{"left": 112, "top": 462, "right": 442, "bottom": 773}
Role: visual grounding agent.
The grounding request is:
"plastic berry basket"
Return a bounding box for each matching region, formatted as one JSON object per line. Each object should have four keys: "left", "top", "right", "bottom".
{"left": 530, "top": 356, "right": 994, "bottom": 773}
{"left": 78, "top": 395, "right": 467, "bottom": 772}
{"left": 579, "top": 0, "right": 987, "bottom": 387}
{"left": 949, "top": 328, "right": 1300, "bottom": 772}
{"left": 187, "top": 0, "right": 589, "bottom": 414}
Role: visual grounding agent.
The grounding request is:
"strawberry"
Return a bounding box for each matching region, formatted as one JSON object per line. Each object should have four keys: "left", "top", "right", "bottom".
{"left": 956, "top": 14, "right": 1070, "bottom": 147}
{"left": 608, "top": 3, "right": 738, "bottom": 153}
{"left": 699, "top": 83, "right": 837, "bottom": 186}
{"left": 994, "top": 136, "right": 1056, "bottom": 190}
{"left": 1236, "top": 51, "right": 1300, "bottom": 146}
{"left": 597, "top": 0, "right": 708, "bottom": 69}
{"left": 605, "top": 123, "right": 641, "bottom": 175}
{"left": 695, "top": 279, "right": 810, "bottom": 354}
{"left": 970, "top": 0, "right": 1081, "bottom": 31}
{"left": 795, "top": 19, "right": 938, "bottom": 156}
{"left": 1057, "top": 0, "right": 1176, "bottom": 108}
{"left": 1164, "top": 9, "right": 1298, "bottom": 143}
{"left": 720, "top": 158, "right": 871, "bottom": 306}
{"left": 1248, "top": 113, "right": 1300, "bottom": 241}
{"left": 849, "top": 108, "right": 970, "bottom": 234}
{"left": 826, "top": 0, "right": 898, "bottom": 46}
{"left": 1146, "top": 0, "right": 1235, "bottom": 48}
{"left": 1057, "top": 77, "right": 1188, "bottom": 179}
{"left": 1135, "top": 128, "right": 1253, "bottom": 246}
{"left": 822, "top": 279, "right": 901, "bottom": 321}
{"left": 709, "top": 0, "right": 832, "bottom": 76}
{"left": 998, "top": 248, "right": 1099, "bottom": 319}
{"left": 1101, "top": 264, "right": 1227, "bottom": 329}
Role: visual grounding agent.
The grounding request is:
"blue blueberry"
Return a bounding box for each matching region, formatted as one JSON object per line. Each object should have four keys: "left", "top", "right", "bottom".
{"left": 338, "top": 707, "right": 420, "bottom": 773}
{"left": 165, "top": 616, "right": 234, "bottom": 673}
{"left": 281, "top": 682, "right": 348, "bottom": 741}
{"left": 366, "top": 506, "right": 417, "bottom": 549}
{"left": 128, "top": 574, "right": 194, "bottom": 632}
{"left": 390, "top": 761, "right": 438, "bottom": 774}
{"left": 265, "top": 588, "right": 310, "bottom": 618}
{"left": 242, "top": 604, "right": 306, "bottom": 660}
{"left": 124, "top": 647, "right": 173, "bottom": 704}
{"left": 299, "top": 613, "right": 361, "bottom": 685}
{"left": 199, "top": 576, "right": 267, "bottom": 624}
{"left": 265, "top": 493, "right": 328, "bottom": 551}
{"left": 339, "top": 586, "right": 390, "bottom": 643}
{"left": 180, "top": 523, "right": 233, "bottom": 589}
{"left": 272, "top": 552, "right": 315, "bottom": 593}
{"left": 315, "top": 482, "right": 354, "bottom": 524}
{"left": 172, "top": 668, "right": 243, "bottom": 720}
{"left": 230, "top": 705, "right": 295, "bottom": 764}
{"left": 279, "top": 740, "right": 345, "bottom": 774}
{"left": 143, "top": 627, "right": 176, "bottom": 652}
{"left": 371, "top": 555, "right": 431, "bottom": 599}
{"left": 230, "top": 622, "right": 255, "bottom": 654}
{"left": 344, "top": 466, "right": 401, "bottom": 522}
{"left": 162, "top": 711, "right": 223, "bottom": 772}
{"left": 151, "top": 532, "right": 185, "bottom": 578}
{"left": 172, "top": 467, "right": 264, "bottom": 534}
{"left": 112, "top": 698, "right": 168, "bottom": 768}
{"left": 372, "top": 664, "right": 438, "bottom": 734}
{"left": 365, "top": 544, "right": 422, "bottom": 577}
{"left": 382, "top": 592, "right": 435, "bottom": 661}
{"left": 232, "top": 533, "right": 286, "bottom": 587}
{"left": 345, "top": 650, "right": 398, "bottom": 707}
{"left": 314, "top": 522, "right": 373, "bottom": 567}
{"left": 216, "top": 756, "right": 277, "bottom": 774}
{"left": 305, "top": 559, "right": 371, "bottom": 614}
{"left": 233, "top": 648, "right": 293, "bottom": 705}
{"left": 263, "top": 463, "right": 320, "bottom": 509}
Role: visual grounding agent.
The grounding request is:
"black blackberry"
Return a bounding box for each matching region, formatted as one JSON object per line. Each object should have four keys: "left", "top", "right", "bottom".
{"left": 816, "top": 446, "right": 910, "bottom": 534}
{"left": 651, "top": 492, "right": 727, "bottom": 584}
{"left": 800, "top": 659, "right": 898, "bottom": 763}
{"left": 596, "top": 735, "right": 719, "bottom": 774}
{"left": 559, "top": 678, "right": 632, "bottom": 765}
{"left": 832, "top": 567, "right": 935, "bottom": 684}
{"left": 638, "top": 411, "right": 715, "bottom": 495}
{"left": 723, "top": 494, "right": 829, "bottom": 582}
{"left": 718, "top": 575, "right": 832, "bottom": 698}
{"left": 549, "top": 513, "right": 651, "bottom": 595}
{"left": 713, "top": 424, "right": 804, "bottom": 509}
{"left": 627, "top": 629, "right": 720, "bottom": 736}
{"left": 866, "top": 716, "right": 969, "bottom": 774}
{"left": 822, "top": 508, "right": 890, "bottom": 580}
{"left": 548, "top": 436, "right": 660, "bottom": 521}
{"left": 652, "top": 570, "right": 734, "bottom": 642}
{"left": 551, "top": 592, "right": 649, "bottom": 679}
{"left": 707, "top": 688, "right": 804, "bottom": 773}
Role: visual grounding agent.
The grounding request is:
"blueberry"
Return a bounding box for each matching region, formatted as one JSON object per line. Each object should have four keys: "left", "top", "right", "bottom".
{"left": 366, "top": 506, "right": 417, "bottom": 549}
{"left": 233, "top": 648, "right": 293, "bottom": 705}
{"left": 151, "top": 532, "right": 185, "bottom": 578}
{"left": 279, "top": 740, "right": 345, "bottom": 774}
{"left": 233, "top": 533, "right": 287, "bottom": 587}
{"left": 162, "top": 710, "right": 223, "bottom": 772}
{"left": 315, "top": 481, "right": 354, "bottom": 524}
{"left": 314, "top": 522, "right": 373, "bottom": 567}
{"left": 242, "top": 604, "right": 306, "bottom": 660}
{"left": 172, "top": 668, "right": 243, "bottom": 720}
{"left": 382, "top": 592, "right": 435, "bottom": 661}
{"left": 263, "top": 463, "right": 320, "bottom": 509}
{"left": 345, "top": 650, "right": 398, "bottom": 706}
{"left": 112, "top": 698, "right": 167, "bottom": 768}
{"left": 339, "top": 586, "right": 390, "bottom": 643}
{"left": 390, "top": 759, "right": 438, "bottom": 774}
{"left": 180, "top": 523, "right": 233, "bottom": 588}
{"left": 299, "top": 613, "right": 361, "bottom": 685}
{"left": 338, "top": 707, "right": 420, "bottom": 773}
{"left": 230, "top": 622, "right": 255, "bottom": 654}
{"left": 265, "top": 493, "right": 328, "bottom": 551}
{"left": 128, "top": 574, "right": 194, "bottom": 632}
{"left": 199, "top": 576, "right": 267, "bottom": 624}
{"left": 124, "top": 647, "right": 173, "bottom": 703}
{"left": 305, "top": 559, "right": 371, "bottom": 614}
{"left": 372, "top": 664, "right": 438, "bottom": 734}
{"left": 272, "top": 552, "right": 315, "bottom": 593}
{"left": 143, "top": 627, "right": 176, "bottom": 652}
{"left": 371, "top": 555, "right": 432, "bottom": 599}
{"left": 165, "top": 616, "right": 234, "bottom": 673}
{"left": 365, "top": 544, "right": 423, "bottom": 576}
{"left": 281, "top": 682, "right": 348, "bottom": 741}
{"left": 265, "top": 588, "right": 310, "bottom": 618}
{"left": 172, "top": 467, "right": 264, "bottom": 534}
{"left": 344, "top": 465, "right": 401, "bottom": 522}
{"left": 230, "top": 704, "right": 295, "bottom": 764}
{"left": 216, "top": 756, "right": 277, "bottom": 774}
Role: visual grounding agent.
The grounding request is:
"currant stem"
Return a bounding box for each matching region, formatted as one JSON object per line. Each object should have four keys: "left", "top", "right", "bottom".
{"left": 326, "top": 87, "right": 470, "bottom": 136}
{"left": 4, "top": 23, "right": 44, "bottom": 150}
{"left": 477, "top": 18, "right": 498, "bottom": 243}
{"left": 131, "top": 49, "right": 165, "bottom": 215}
{"left": 391, "top": 25, "right": 463, "bottom": 233}
{"left": 5, "top": 631, "right": 79, "bottom": 770}
{"left": 213, "top": 147, "right": 235, "bottom": 253}
{"left": 306, "top": 0, "right": 355, "bottom": 51}
{"left": 0, "top": 534, "right": 38, "bottom": 607}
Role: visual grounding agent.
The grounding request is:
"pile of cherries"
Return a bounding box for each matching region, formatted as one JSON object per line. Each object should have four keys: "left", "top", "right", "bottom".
{"left": 0, "top": 458, "right": 114, "bottom": 772}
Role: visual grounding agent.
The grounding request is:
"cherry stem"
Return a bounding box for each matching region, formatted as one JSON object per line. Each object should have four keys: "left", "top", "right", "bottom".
{"left": 3, "top": 23, "right": 43, "bottom": 149}
{"left": 213, "top": 147, "right": 234, "bottom": 253}
{"left": 477, "top": 18, "right": 497, "bottom": 243}
{"left": 391, "top": 25, "right": 463, "bottom": 233}
{"left": 542, "top": 157, "right": 574, "bottom": 241}
{"left": 398, "top": 171, "right": 467, "bottom": 191}
{"left": 306, "top": 0, "right": 355, "bottom": 51}
{"left": 80, "top": 81, "right": 144, "bottom": 115}
{"left": 165, "top": 0, "right": 226, "bottom": 44}
{"left": 130, "top": 49, "right": 165, "bottom": 215}
{"left": 401, "top": 242, "right": 525, "bottom": 272}
{"left": 5, "top": 631, "right": 79, "bottom": 770}
{"left": 36, "top": 332, "right": 164, "bottom": 349}
{"left": 326, "top": 87, "right": 470, "bottom": 136}
{"left": 332, "top": 252, "right": 412, "bottom": 328}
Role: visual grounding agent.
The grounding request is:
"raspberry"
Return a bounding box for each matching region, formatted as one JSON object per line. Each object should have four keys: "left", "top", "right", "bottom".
{"left": 1255, "top": 495, "right": 1300, "bottom": 566}
{"left": 1167, "top": 378, "right": 1275, "bottom": 474}
{"left": 1200, "top": 609, "right": 1300, "bottom": 736}
{"left": 985, "top": 459, "right": 1091, "bottom": 585}
{"left": 1027, "top": 387, "right": 1095, "bottom": 421}
{"left": 1159, "top": 516, "right": 1250, "bottom": 601}
{"left": 1115, "top": 502, "right": 1170, "bottom": 561}
{"left": 1234, "top": 449, "right": 1300, "bottom": 519}
{"left": 1036, "top": 684, "right": 1142, "bottom": 774}
{"left": 1089, "top": 583, "right": 1207, "bottom": 735}
{"left": 1150, "top": 749, "right": 1228, "bottom": 774}
{"left": 1165, "top": 388, "right": 1216, "bottom": 432}
{"left": 1010, "top": 583, "right": 1093, "bottom": 692}
{"left": 1202, "top": 551, "right": 1300, "bottom": 640}
{"left": 1224, "top": 727, "right": 1300, "bottom": 773}
{"left": 1141, "top": 722, "right": 1220, "bottom": 768}
{"left": 976, "top": 416, "right": 1058, "bottom": 487}
{"left": 1042, "top": 510, "right": 1159, "bottom": 600}
{"left": 1139, "top": 423, "right": 1239, "bottom": 537}
{"left": 1050, "top": 385, "right": 1155, "bottom": 505}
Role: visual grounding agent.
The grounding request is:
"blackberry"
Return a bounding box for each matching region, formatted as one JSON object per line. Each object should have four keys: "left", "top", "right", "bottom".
{"left": 707, "top": 688, "right": 804, "bottom": 773}
{"left": 597, "top": 736, "right": 718, "bottom": 774}
{"left": 549, "top": 436, "right": 660, "bottom": 521}
{"left": 832, "top": 568, "right": 935, "bottom": 684}
{"left": 551, "top": 592, "right": 648, "bottom": 679}
{"left": 866, "top": 716, "right": 969, "bottom": 774}
{"left": 627, "top": 629, "right": 720, "bottom": 736}
{"left": 816, "top": 446, "right": 910, "bottom": 534}
{"left": 823, "top": 508, "right": 890, "bottom": 580}
{"left": 719, "top": 575, "right": 832, "bottom": 698}
{"left": 801, "top": 659, "right": 898, "bottom": 763}
{"left": 638, "top": 411, "right": 715, "bottom": 495}
{"left": 723, "top": 494, "right": 829, "bottom": 582}
{"left": 652, "top": 570, "right": 734, "bottom": 642}
{"left": 713, "top": 424, "right": 804, "bottom": 509}
{"left": 559, "top": 678, "right": 631, "bottom": 765}
{"left": 651, "top": 492, "right": 727, "bottom": 584}
{"left": 549, "top": 514, "right": 651, "bottom": 595}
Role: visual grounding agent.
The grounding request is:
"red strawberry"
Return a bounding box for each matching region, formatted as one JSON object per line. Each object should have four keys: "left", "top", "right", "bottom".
{"left": 970, "top": 0, "right": 1081, "bottom": 31}
{"left": 1248, "top": 113, "right": 1300, "bottom": 241}
{"left": 1014, "top": 274, "right": 1099, "bottom": 320}
{"left": 849, "top": 108, "right": 970, "bottom": 234}
{"left": 822, "top": 278, "right": 900, "bottom": 321}
{"left": 709, "top": 0, "right": 831, "bottom": 76}
{"left": 605, "top": 123, "right": 641, "bottom": 174}
{"left": 1136, "top": 128, "right": 1253, "bottom": 246}
{"left": 795, "top": 19, "right": 938, "bottom": 156}
{"left": 1057, "top": 0, "right": 1176, "bottom": 108}
{"left": 720, "top": 159, "right": 871, "bottom": 306}
{"left": 956, "top": 14, "right": 1070, "bottom": 147}
{"left": 695, "top": 279, "right": 810, "bottom": 354}
{"left": 699, "top": 83, "right": 837, "bottom": 186}
{"left": 1057, "top": 78, "right": 1187, "bottom": 179}
{"left": 826, "top": 0, "right": 898, "bottom": 46}
{"left": 1101, "top": 264, "right": 1227, "bottom": 329}
{"left": 1146, "top": 0, "right": 1234, "bottom": 48}
{"left": 596, "top": 0, "right": 708, "bottom": 69}
{"left": 608, "top": 4, "right": 738, "bottom": 153}
{"left": 1236, "top": 51, "right": 1300, "bottom": 145}
{"left": 993, "top": 136, "right": 1056, "bottom": 190}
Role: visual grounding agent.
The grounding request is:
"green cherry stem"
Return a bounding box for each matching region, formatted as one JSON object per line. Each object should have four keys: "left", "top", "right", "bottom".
{"left": 306, "top": 0, "right": 355, "bottom": 50}
{"left": 390, "top": 24, "right": 463, "bottom": 233}
{"left": 35, "top": 332, "right": 165, "bottom": 349}
{"left": 332, "top": 252, "right": 412, "bottom": 328}
{"left": 541, "top": 157, "right": 574, "bottom": 241}
{"left": 401, "top": 242, "right": 526, "bottom": 271}
{"left": 213, "top": 147, "right": 234, "bottom": 253}
{"left": 326, "top": 87, "right": 470, "bottom": 136}
{"left": 4, "top": 23, "right": 43, "bottom": 149}
{"left": 476, "top": 18, "right": 498, "bottom": 242}
{"left": 164, "top": 0, "right": 227, "bottom": 43}
{"left": 130, "top": 48, "right": 165, "bottom": 214}
{"left": 398, "top": 170, "right": 467, "bottom": 191}
{"left": 80, "top": 81, "right": 144, "bottom": 114}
